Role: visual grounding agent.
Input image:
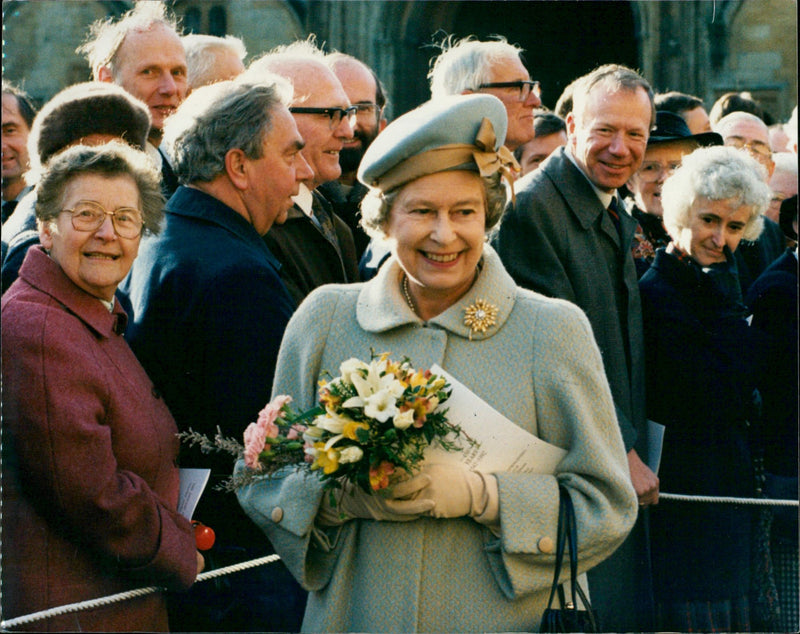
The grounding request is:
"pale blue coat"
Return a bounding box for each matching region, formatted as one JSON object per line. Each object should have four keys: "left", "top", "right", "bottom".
{"left": 237, "top": 246, "right": 636, "bottom": 633}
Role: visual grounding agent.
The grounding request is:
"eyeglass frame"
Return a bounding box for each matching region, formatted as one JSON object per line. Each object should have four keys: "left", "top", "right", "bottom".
{"left": 476, "top": 80, "right": 542, "bottom": 102}
{"left": 351, "top": 102, "right": 383, "bottom": 120}
{"left": 289, "top": 106, "right": 358, "bottom": 129}
{"left": 59, "top": 200, "right": 145, "bottom": 239}
{"left": 636, "top": 160, "right": 683, "bottom": 183}
{"left": 724, "top": 137, "right": 772, "bottom": 159}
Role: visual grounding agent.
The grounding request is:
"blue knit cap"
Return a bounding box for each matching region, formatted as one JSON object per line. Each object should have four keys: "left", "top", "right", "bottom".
{"left": 357, "top": 93, "right": 519, "bottom": 193}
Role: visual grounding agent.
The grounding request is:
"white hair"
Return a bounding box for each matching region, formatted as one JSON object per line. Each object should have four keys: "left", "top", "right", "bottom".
{"left": 428, "top": 36, "right": 525, "bottom": 100}
{"left": 662, "top": 145, "right": 770, "bottom": 243}
{"left": 183, "top": 34, "right": 247, "bottom": 89}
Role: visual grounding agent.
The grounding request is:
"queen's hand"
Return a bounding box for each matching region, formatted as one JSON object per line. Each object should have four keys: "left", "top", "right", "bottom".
{"left": 414, "top": 462, "right": 499, "bottom": 524}
{"left": 316, "top": 474, "right": 435, "bottom": 525}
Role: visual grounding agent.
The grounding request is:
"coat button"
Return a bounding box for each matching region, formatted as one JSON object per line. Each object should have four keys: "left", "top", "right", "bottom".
{"left": 270, "top": 507, "right": 284, "bottom": 523}
{"left": 538, "top": 536, "right": 555, "bottom": 554}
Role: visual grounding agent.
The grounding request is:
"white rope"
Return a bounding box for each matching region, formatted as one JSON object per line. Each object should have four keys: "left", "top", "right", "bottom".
{"left": 3, "top": 493, "right": 798, "bottom": 630}
{"left": 660, "top": 492, "right": 798, "bottom": 506}
{"left": 0, "top": 554, "right": 281, "bottom": 630}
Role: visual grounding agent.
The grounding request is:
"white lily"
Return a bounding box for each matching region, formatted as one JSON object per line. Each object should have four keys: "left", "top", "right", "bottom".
{"left": 339, "top": 358, "right": 370, "bottom": 386}
{"left": 363, "top": 389, "right": 399, "bottom": 423}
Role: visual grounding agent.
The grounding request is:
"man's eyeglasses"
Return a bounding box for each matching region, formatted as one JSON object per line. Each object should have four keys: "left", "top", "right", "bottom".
{"left": 477, "top": 80, "right": 541, "bottom": 102}
{"left": 637, "top": 160, "right": 682, "bottom": 183}
{"left": 289, "top": 106, "right": 358, "bottom": 129}
{"left": 60, "top": 200, "right": 144, "bottom": 239}
{"left": 724, "top": 137, "right": 772, "bottom": 159}
{"left": 352, "top": 103, "right": 383, "bottom": 120}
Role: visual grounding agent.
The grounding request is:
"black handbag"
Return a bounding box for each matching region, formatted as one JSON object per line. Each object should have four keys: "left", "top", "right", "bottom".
{"left": 540, "top": 486, "right": 599, "bottom": 633}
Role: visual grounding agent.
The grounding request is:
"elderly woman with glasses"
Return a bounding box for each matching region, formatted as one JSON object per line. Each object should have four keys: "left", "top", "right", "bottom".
{"left": 1, "top": 142, "right": 200, "bottom": 632}
{"left": 236, "top": 94, "right": 637, "bottom": 632}
{"left": 639, "top": 145, "right": 772, "bottom": 632}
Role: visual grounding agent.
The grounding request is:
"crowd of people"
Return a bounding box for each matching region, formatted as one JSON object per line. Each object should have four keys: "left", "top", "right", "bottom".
{"left": 1, "top": 2, "right": 797, "bottom": 633}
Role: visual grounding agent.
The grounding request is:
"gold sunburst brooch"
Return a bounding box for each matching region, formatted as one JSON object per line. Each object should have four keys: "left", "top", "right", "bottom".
{"left": 463, "top": 298, "right": 498, "bottom": 340}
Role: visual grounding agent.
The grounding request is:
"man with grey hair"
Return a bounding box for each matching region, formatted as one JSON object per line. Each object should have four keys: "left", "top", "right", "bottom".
{"left": 77, "top": 0, "right": 188, "bottom": 196}
{"left": 428, "top": 36, "right": 541, "bottom": 151}
{"left": 243, "top": 39, "right": 360, "bottom": 306}
{"left": 118, "top": 77, "right": 312, "bottom": 632}
{"left": 494, "top": 63, "right": 657, "bottom": 632}
{"left": 182, "top": 33, "right": 246, "bottom": 92}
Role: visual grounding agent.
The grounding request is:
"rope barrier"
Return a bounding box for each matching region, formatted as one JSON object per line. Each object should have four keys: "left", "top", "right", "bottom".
{"left": 2, "top": 494, "right": 797, "bottom": 630}
{"left": 659, "top": 492, "right": 798, "bottom": 506}
{"left": 0, "top": 554, "right": 281, "bottom": 630}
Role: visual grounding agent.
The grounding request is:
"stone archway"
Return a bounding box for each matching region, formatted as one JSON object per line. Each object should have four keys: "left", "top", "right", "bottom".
{"left": 317, "top": 1, "right": 640, "bottom": 118}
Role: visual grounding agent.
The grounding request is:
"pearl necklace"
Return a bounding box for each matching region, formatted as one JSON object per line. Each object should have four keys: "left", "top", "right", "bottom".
{"left": 402, "top": 275, "right": 417, "bottom": 315}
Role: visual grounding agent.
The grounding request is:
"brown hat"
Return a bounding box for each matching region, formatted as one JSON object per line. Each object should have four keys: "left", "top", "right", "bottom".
{"left": 30, "top": 82, "right": 151, "bottom": 166}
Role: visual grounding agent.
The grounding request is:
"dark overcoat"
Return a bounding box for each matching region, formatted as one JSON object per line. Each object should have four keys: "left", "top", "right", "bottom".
{"left": 118, "top": 185, "right": 295, "bottom": 546}
{"left": 117, "top": 186, "right": 306, "bottom": 632}
{"left": 1, "top": 247, "right": 197, "bottom": 632}
{"left": 263, "top": 191, "right": 360, "bottom": 306}
{"left": 492, "top": 146, "right": 652, "bottom": 631}
{"left": 640, "top": 248, "right": 757, "bottom": 601}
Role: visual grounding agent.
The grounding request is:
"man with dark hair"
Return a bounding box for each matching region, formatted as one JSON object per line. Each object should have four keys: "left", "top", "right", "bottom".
{"left": 655, "top": 90, "right": 712, "bottom": 134}
{"left": 514, "top": 110, "right": 567, "bottom": 175}
{"left": 709, "top": 90, "right": 771, "bottom": 126}
{"left": 2, "top": 81, "right": 36, "bottom": 224}
{"left": 318, "top": 52, "right": 387, "bottom": 259}
{"left": 119, "top": 77, "right": 313, "bottom": 632}
{"left": 494, "top": 63, "right": 657, "bottom": 632}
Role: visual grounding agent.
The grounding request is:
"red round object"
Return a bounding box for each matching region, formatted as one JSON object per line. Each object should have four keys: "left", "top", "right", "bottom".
{"left": 193, "top": 522, "right": 216, "bottom": 551}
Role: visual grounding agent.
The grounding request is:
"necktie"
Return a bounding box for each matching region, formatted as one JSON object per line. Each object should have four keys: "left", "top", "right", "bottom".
{"left": 607, "top": 196, "right": 622, "bottom": 237}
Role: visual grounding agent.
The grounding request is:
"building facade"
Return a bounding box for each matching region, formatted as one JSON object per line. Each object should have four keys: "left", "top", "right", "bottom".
{"left": 2, "top": 0, "right": 796, "bottom": 122}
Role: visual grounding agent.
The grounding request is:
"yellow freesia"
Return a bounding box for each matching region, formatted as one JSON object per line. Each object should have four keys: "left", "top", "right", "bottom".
{"left": 343, "top": 420, "right": 369, "bottom": 440}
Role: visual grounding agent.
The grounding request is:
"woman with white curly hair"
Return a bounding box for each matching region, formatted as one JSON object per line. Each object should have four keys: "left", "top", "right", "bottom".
{"left": 639, "top": 145, "right": 771, "bottom": 632}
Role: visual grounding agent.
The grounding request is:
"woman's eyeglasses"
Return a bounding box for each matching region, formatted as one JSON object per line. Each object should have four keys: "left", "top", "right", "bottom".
{"left": 60, "top": 200, "right": 144, "bottom": 239}
{"left": 637, "top": 161, "right": 682, "bottom": 183}
{"left": 289, "top": 106, "right": 358, "bottom": 129}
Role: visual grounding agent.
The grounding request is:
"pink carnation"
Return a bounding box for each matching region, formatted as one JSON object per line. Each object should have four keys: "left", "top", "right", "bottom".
{"left": 243, "top": 422, "right": 267, "bottom": 469}
{"left": 257, "top": 395, "right": 292, "bottom": 439}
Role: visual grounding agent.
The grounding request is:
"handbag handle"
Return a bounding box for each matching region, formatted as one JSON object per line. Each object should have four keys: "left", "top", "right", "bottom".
{"left": 544, "top": 486, "right": 569, "bottom": 611}
{"left": 544, "top": 487, "right": 595, "bottom": 619}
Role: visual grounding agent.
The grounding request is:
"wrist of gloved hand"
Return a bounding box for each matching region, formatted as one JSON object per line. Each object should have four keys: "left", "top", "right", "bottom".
{"left": 316, "top": 474, "right": 434, "bottom": 526}
{"left": 415, "top": 462, "right": 499, "bottom": 524}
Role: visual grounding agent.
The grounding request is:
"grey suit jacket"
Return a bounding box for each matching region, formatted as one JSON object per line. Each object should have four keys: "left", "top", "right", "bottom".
{"left": 493, "top": 146, "right": 646, "bottom": 453}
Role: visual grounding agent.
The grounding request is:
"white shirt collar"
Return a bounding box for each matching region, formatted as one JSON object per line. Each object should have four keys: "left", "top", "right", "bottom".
{"left": 292, "top": 183, "right": 315, "bottom": 217}
{"left": 565, "top": 147, "right": 617, "bottom": 208}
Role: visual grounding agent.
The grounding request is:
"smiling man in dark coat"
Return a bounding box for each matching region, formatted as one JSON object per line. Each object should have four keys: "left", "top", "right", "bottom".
{"left": 118, "top": 76, "right": 313, "bottom": 632}
{"left": 493, "top": 64, "right": 657, "bottom": 632}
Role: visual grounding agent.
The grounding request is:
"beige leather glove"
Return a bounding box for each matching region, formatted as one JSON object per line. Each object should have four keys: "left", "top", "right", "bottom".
{"left": 317, "top": 473, "right": 434, "bottom": 525}
{"left": 415, "top": 462, "right": 499, "bottom": 525}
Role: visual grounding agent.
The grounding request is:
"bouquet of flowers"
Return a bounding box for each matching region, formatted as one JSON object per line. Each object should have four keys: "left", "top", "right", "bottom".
{"left": 180, "top": 352, "right": 473, "bottom": 494}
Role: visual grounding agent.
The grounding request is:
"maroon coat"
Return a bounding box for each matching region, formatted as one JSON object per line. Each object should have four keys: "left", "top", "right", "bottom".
{"left": 1, "top": 247, "right": 197, "bottom": 632}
